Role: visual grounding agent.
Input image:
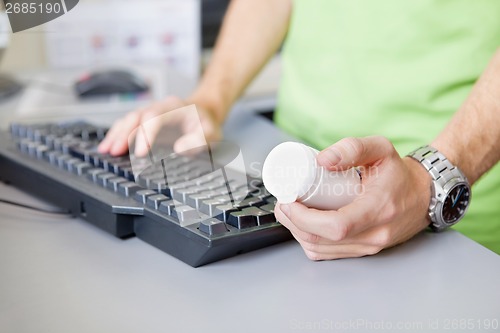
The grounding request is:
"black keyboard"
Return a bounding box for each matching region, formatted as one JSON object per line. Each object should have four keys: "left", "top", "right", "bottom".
{"left": 0, "top": 121, "right": 292, "bottom": 267}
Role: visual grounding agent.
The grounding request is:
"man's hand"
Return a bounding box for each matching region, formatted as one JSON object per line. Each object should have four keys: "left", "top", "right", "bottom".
{"left": 98, "top": 96, "right": 222, "bottom": 156}
{"left": 274, "top": 136, "right": 432, "bottom": 260}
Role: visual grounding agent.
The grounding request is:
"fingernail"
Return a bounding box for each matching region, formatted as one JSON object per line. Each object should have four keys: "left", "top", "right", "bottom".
{"left": 320, "top": 148, "right": 342, "bottom": 166}
{"left": 280, "top": 203, "right": 291, "bottom": 219}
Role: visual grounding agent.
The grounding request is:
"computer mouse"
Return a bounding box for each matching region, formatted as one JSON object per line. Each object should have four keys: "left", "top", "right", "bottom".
{"left": 0, "top": 74, "right": 23, "bottom": 102}
{"left": 74, "top": 69, "right": 149, "bottom": 98}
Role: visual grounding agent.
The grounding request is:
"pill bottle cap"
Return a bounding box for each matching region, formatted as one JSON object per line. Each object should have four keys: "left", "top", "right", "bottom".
{"left": 262, "top": 142, "right": 318, "bottom": 204}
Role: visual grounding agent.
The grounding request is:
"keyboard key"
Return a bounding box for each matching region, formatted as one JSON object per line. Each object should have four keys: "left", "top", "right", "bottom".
{"left": 227, "top": 210, "right": 258, "bottom": 229}
{"left": 27, "top": 142, "right": 39, "bottom": 156}
{"left": 56, "top": 154, "right": 73, "bottom": 169}
{"left": 117, "top": 182, "right": 142, "bottom": 197}
{"left": 168, "top": 181, "right": 197, "bottom": 200}
{"left": 194, "top": 173, "right": 218, "bottom": 185}
{"left": 120, "top": 166, "right": 135, "bottom": 181}
{"left": 64, "top": 158, "right": 82, "bottom": 172}
{"left": 137, "top": 171, "right": 166, "bottom": 188}
{"left": 146, "top": 194, "right": 170, "bottom": 210}
{"left": 253, "top": 186, "right": 272, "bottom": 199}
{"left": 176, "top": 168, "right": 211, "bottom": 182}
{"left": 102, "top": 157, "right": 127, "bottom": 173}
{"left": 199, "top": 197, "right": 231, "bottom": 216}
{"left": 199, "top": 179, "right": 227, "bottom": 191}
{"left": 89, "top": 152, "right": 107, "bottom": 168}
{"left": 231, "top": 190, "right": 252, "bottom": 201}
{"left": 173, "top": 186, "right": 199, "bottom": 202}
{"left": 134, "top": 189, "right": 157, "bottom": 204}
{"left": 232, "top": 197, "right": 264, "bottom": 209}
{"left": 186, "top": 192, "right": 216, "bottom": 209}
{"left": 242, "top": 207, "right": 275, "bottom": 225}
{"left": 260, "top": 203, "right": 276, "bottom": 213}
{"left": 264, "top": 196, "right": 277, "bottom": 205}
{"left": 43, "top": 134, "right": 57, "bottom": 150}
{"left": 198, "top": 218, "right": 228, "bottom": 236}
{"left": 158, "top": 199, "right": 180, "bottom": 215}
{"left": 73, "top": 162, "right": 93, "bottom": 176}
{"left": 106, "top": 177, "right": 128, "bottom": 192}
{"left": 47, "top": 151, "right": 62, "bottom": 165}
{"left": 35, "top": 145, "right": 50, "bottom": 159}
{"left": 87, "top": 168, "right": 106, "bottom": 182}
{"left": 96, "top": 173, "right": 117, "bottom": 187}
{"left": 61, "top": 139, "right": 81, "bottom": 155}
{"left": 172, "top": 205, "right": 201, "bottom": 223}
{"left": 213, "top": 204, "right": 240, "bottom": 222}
{"left": 149, "top": 179, "right": 170, "bottom": 196}
{"left": 109, "top": 160, "right": 131, "bottom": 176}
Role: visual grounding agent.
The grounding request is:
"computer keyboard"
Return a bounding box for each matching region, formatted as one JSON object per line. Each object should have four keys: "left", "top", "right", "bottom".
{"left": 0, "top": 121, "right": 292, "bottom": 267}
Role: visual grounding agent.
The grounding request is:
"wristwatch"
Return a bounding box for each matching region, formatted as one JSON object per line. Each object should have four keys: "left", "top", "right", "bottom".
{"left": 408, "top": 145, "right": 471, "bottom": 232}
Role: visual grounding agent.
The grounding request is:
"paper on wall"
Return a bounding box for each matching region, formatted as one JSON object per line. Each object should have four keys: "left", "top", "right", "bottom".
{"left": 44, "top": 0, "right": 200, "bottom": 81}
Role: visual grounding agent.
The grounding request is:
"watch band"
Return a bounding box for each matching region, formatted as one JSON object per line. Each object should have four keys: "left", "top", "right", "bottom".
{"left": 409, "top": 146, "right": 465, "bottom": 184}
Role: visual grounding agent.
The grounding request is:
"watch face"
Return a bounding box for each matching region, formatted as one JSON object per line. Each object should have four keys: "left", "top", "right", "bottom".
{"left": 442, "top": 184, "right": 470, "bottom": 224}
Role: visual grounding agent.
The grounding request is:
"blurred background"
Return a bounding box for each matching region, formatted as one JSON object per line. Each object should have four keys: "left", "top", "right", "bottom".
{"left": 0, "top": 0, "right": 280, "bottom": 107}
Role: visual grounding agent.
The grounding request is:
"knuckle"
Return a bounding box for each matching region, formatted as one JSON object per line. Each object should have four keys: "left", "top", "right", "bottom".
{"left": 370, "top": 227, "right": 392, "bottom": 248}
{"left": 375, "top": 135, "right": 396, "bottom": 156}
{"left": 304, "top": 250, "right": 322, "bottom": 261}
{"left": 364, "top": 245, "right": 383, "bottom": 256}
{"left": 380, "top": 201, "right": 398, "bottom": 224}
{"left": 339, "top": 137, "right": 364, "bottom": 158}
{"left": 327, "top": 221, "right": 350, "bottom": 242}
{"left": 164, "top": 95, "right": 182, "bottom": 105}
{"left": 376, "top": 135, "right": 392, "bottom": 147}
{"left": 303, "top": 233, "right": 321, "bottom": 244}
{"left": 301, "top": 240, "right": 320, "bottom": 253}
{"left": 143, "top": 108, "right": 160, "bottom": 120}
{"left": 125, "top": 111, "right": 140, "bottom": 124}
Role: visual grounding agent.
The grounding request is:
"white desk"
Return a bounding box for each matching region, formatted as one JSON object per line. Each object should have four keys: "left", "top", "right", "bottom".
{"left": 0, "top": 71, "right": 499, "bottom": 333}
{"left": 0, "top": 110, "right": 499, "bottom": 333}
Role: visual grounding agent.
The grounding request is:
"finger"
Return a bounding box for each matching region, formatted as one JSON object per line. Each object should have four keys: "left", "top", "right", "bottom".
{"left": 278, "top": 202, "right": 389, "bottom": 248}
{"left": 135, "top": 97, "right": 187, "bottom": 156}
{"left": 107, "top": 111, "right": 144, "bottom": 156}
{"left": 292, "top": 233, "right": 381, "bottom": 260}
{"left": 97, "top": 118, "right": 127, "bottom": 153}
{"left": 99, "top": 103, "right": 156, "bottom": 155}
{"left": 282, "top": 211, "right": 372, "bottom": 260}
{"left": 275, "top": 203, "right": 333, "bottom": 245}
{"left": 281, "top": 196, "right": 384, "bottom": 242}
{"left": 134, "top": 114, "right": 165, "bottom": 157}
{"left": 317, "top": 136, "right": 396, "bottom": 170}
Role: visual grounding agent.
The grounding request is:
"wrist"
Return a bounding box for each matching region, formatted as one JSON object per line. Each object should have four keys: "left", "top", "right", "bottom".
{"left": 431, "top": 139, "right": 476, "bottom": 184}
{"left": 403, "top": 156, "right": 432, "bottom": 222}
{"left": 188, "top": 87, "right": 231, "bottom": 128}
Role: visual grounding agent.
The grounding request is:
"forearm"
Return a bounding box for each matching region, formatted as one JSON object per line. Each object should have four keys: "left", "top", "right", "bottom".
{"left": 189, "top": 0, "right": 292, "bottom": 124}
{"left": 432, "top": 48, "right": 500, "bottom": 184}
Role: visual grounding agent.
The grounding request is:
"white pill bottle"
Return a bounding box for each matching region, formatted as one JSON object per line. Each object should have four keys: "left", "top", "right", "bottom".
{"left": 262, "top": 142, "right": 361, "bottom": 210}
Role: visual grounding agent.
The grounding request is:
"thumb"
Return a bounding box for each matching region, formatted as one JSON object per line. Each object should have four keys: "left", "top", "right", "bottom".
{"left": 317, "top": 136, "right": 396, "bottom": 170}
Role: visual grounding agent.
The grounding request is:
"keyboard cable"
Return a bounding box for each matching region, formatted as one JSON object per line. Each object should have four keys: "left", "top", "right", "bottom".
{"left": 0, "top": 198, "right": 73, "bottom": 216}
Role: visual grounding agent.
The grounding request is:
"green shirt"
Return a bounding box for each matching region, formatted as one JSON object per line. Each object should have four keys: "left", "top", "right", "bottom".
{"left": 275, "top": 0, "right": 500, "bottom": 253}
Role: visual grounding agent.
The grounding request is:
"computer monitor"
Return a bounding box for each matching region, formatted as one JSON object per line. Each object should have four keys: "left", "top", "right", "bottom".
{"left": 0, "top": 10, "right": 22, "bottom": 101}
{"left": 201, "top": 0, "right": 230, "bottom": 49}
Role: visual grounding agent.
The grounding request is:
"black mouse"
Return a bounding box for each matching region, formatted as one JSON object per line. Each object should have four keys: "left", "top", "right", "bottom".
{"left": 74, "top": 69, "right": 149, "bottom": 98}
{"left": 0, "top": 74, "right": 23, "bottom": 102}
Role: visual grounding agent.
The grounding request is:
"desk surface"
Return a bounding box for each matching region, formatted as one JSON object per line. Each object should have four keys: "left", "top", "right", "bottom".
{"left": 0, "top": 77, "right": 499, "bottom": 333}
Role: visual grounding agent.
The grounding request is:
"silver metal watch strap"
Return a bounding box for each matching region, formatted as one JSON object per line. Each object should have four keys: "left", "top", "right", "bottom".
{"left": 409, "top": 146, "right": 465, "bottom": 184}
